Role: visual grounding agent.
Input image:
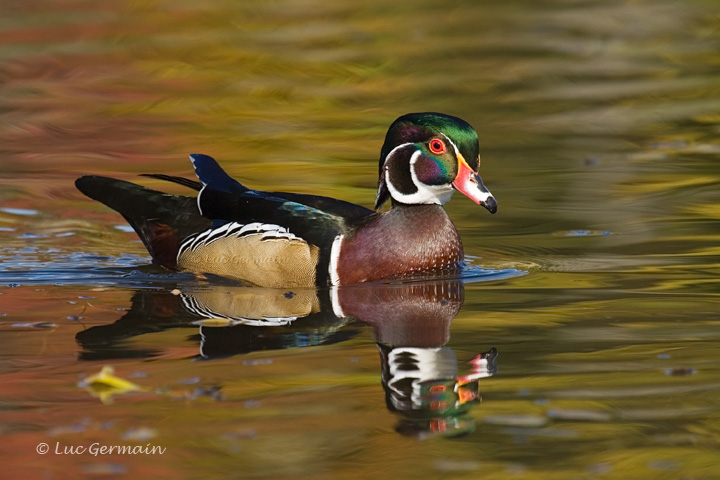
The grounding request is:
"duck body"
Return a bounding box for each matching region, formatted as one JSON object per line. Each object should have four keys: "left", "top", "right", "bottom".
{"left": 76, "top": 113, "right": 497, "bottom": 287}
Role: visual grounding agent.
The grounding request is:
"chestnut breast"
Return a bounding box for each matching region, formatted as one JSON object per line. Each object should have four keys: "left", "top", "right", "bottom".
{"left": 335, "top": 204, "right": 464, "bottom": 284}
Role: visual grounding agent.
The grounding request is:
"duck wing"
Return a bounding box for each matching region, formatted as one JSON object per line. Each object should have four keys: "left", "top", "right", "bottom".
{"left": 189, "top": 154, "right": 373, "bottom": 246}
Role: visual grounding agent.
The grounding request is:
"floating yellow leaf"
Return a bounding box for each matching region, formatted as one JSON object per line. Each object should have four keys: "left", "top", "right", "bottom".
{"left": 79, "top": 366, "right": 143, "bottom": 404}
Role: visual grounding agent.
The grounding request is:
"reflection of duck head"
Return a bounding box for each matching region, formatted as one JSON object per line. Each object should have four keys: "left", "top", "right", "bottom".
{"left": 378, "top": 344, "right": 497, "bottom": 439}
{"left": 336, "top": 280, "right": 498, "bottom": 438}
{"left": 76, "top": 278, "right": 497, "bottom": 438}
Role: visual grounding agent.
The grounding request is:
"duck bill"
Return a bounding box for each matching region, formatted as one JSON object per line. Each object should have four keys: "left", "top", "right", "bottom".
{"left": 453, "top": 154, "right": 497, "bottom": 214}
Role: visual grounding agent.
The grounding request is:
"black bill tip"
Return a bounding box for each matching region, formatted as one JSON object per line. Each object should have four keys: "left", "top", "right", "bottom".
{"left": 482, "top": 196, "right": 498, "bottom": 214}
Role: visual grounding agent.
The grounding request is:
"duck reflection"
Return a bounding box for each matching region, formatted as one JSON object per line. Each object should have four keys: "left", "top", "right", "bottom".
{"left": 76, "top": 279, "right": 497, "bottom": 438}
{"left": 76, "top": 284, "right": 353, "bottom": 360}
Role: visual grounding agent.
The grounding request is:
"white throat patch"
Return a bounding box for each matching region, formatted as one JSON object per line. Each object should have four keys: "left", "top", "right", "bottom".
{"left": 384, "top": 149, "right": 455, "bottom": 205}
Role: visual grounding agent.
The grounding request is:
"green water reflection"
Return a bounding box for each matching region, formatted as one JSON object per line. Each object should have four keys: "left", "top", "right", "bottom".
{"left": 1, "top": 0, "right": 719, "bottom": 478}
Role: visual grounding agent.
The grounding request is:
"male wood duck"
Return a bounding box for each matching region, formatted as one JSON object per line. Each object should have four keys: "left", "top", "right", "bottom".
{"left": 76, "top": 112, "right": 497, "bottom": 287}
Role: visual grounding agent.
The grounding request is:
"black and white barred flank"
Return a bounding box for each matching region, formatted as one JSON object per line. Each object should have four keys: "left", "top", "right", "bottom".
{"left": 178, "top": 221, "right": 303, "bottom": 254}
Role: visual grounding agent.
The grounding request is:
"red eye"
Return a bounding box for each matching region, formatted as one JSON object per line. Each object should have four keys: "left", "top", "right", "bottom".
{"left": 429, "top": 139, "right": 446, "bottom": 154}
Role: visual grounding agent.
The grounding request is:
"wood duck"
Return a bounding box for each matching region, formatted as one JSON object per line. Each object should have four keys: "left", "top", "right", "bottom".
{"left": 76, "top": 112, "right": 497, "bottom": 287}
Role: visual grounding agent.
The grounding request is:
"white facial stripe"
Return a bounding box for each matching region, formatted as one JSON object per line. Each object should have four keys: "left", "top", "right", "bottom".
{"left": 385, "top": 149, "right": 454, "bottom": 205}
{"left": 381, "top": 142, "right": 414, "bottom": 170}
{"left": 439, "top": 132, "right": 461, "bottom": 157}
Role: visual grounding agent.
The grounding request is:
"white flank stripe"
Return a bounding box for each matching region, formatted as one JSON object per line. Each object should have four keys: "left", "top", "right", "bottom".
{"left": 238, "top": 222, "right": 262, "bottom": 234}
{"left": 328, "top": 234, "right": 343, "bottom": 286}
{"left": 260, "top": 230, "right": 297, "bottom": 240}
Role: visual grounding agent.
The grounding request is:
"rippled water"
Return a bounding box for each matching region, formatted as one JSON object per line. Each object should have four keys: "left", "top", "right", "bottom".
{"left": 1, "top": 0, "right": 719, "bottom": 479}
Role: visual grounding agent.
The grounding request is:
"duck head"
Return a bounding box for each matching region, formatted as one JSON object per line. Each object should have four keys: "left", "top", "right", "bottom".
{"left": 375, "top": 112, "right": 497, "bottom": 213}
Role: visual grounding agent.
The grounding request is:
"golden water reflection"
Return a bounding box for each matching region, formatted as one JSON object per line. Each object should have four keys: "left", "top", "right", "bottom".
{"left": 76, "top": 280, "right": 498, "bottom": 439}
{"left": 1, "top": 0, "right": 719, "bottom": 477}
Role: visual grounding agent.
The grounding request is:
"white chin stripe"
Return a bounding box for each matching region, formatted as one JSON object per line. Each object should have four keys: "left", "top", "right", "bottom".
{"left": 385, "top": 150, "right": 454, "bottom": 205}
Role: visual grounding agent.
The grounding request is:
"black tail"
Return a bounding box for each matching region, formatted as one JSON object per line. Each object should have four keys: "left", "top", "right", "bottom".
{"left": 76, "top": 176, "right": 211, "bottom": 269}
